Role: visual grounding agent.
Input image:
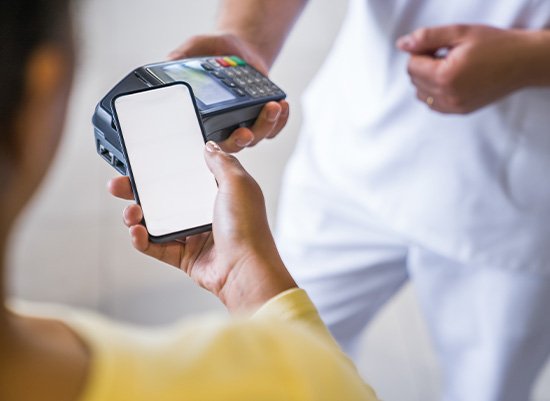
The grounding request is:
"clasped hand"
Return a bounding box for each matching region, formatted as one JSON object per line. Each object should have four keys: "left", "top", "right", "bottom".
{"left": 397, "top": 24, "right": 537, "bottom": 114}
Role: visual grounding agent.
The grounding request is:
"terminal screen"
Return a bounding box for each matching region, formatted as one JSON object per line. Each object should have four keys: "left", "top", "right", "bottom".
{"left": 159, "top": 61, "right": 235, "bottom": 106}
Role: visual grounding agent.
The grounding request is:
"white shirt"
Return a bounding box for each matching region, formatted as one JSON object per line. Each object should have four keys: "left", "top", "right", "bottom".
{"left": 298, "top": 0, "right": 550, "bottom": 272}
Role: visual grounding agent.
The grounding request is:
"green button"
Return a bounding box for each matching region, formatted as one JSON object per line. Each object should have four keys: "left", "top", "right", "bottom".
{"left": 231, "top": 56, "right": 246, "bottom": 66}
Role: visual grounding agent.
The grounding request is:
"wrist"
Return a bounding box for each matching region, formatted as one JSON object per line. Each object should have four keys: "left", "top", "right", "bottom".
{"left": 512, "top": 29, "right": 550, "bottom": 88}
{"left": 218, "top": 251, "right": 297, "bottom": 314}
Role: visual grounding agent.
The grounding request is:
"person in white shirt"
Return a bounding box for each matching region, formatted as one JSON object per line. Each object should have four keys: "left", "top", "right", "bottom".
{"left": 169, "top": 1, "right": 550, "bottom": 399}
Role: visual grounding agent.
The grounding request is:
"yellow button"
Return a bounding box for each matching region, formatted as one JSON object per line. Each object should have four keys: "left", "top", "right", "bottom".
{"left": 223, "top": 57, "right": 237, "bottom": 67}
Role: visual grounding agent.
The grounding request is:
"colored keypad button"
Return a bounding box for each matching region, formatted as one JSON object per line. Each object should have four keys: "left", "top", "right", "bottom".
{"left": 216, "top": 57, "right": 230, "bottom": 67}
{"left": 230, "top": 56, "right": 246, "bottom": 66}
{"left": 201, "top": 55, "right": 282, "bottom": 99}
{"left": 223, "top": 57, "right": 238, "bottom": 67}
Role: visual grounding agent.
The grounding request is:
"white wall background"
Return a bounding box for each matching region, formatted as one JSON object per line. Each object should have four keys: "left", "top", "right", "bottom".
{"left": 7, "top": 0, "right": 550, "bottom": 399}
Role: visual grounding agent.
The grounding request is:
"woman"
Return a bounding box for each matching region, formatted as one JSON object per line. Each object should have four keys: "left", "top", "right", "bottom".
{"left": 0, "top": 1, "right": 377, "bottom": 400}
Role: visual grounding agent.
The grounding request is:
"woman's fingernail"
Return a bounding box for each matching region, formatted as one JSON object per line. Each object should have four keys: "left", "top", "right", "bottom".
{"left": 205, "top": 141, "right": 221, "bottom": 152}
{"left": 235, "top": 137, "right": 253, "bottom": 147}
{"left": 266, "top": 108, "right": 281, "bottom": 122}
{"left": 397, "top": 35, "right": 413, "bottom": 49}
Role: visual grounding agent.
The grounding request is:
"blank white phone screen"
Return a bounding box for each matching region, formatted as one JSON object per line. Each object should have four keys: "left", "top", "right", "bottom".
{"left": 114, "top": 84, "right": 217, "bottom": 238}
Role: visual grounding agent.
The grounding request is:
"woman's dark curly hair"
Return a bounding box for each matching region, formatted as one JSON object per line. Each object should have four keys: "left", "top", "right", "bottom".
{"left": 0, "top": 0, "right": 70, "bottom": 149}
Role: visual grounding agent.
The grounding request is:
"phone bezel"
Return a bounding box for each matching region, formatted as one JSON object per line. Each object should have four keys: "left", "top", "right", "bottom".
{"left": 111, "top": 81, "right": 214, "bottom": 243}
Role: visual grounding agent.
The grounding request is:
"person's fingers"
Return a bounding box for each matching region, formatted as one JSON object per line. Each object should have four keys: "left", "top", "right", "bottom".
{"left": 397, "top": 25, "right": 467, "bottom": 54}
{"left": 129, "top": 225, "right": 173, "bottom": 261}
{"left": 416, "top": 89, "right": 431, "bottom": 105}
{"left": 218, "top": 127, "right": 255, "bottom": 153}
{"left": 123, "top": 204, "right": 143, "bottom": 227}
{"left": 128, "top": 225, "right": 183, "bottom": 267}
{"left": 415, "top": 89, "right": 443, "bottom": 112}
{"left": 410, "top": 74, "right": 439, "bottom": 94}
{"left": 167, "top": 34, "right": 269, "bottom": 75}
{"left": 407, "top": 55, "right": 443, "bottom": 82}
{"left": 217, "top": 101, "right": 284, "bottom": 152}
{"left": 415, "top": 89, "right": 448, "bottom": 113}
{"left": 167, "top": 35, "right": 221, "bottom": 60}
{"left": 267, "top": 100, "right": 289, "bottom": 139}
{"left": 247, "top": 101, "right": 281, "bottom": 146}
{"left": 167, "top": 44, "right": 193, "bottom": 60}
{"left": 204, "top": 141, "right": 251, "bottom": 189}
{"left": 108, "top": 176, "right": 134, "bottom": 200}
{"left": 129, "top": 224, "right": 151, "bottom": 251}
{"left": 176, "top": 233, "right": 214, "bottom": 277}
{"left": 129, "top": 226, "right": 213, "bottom": 272}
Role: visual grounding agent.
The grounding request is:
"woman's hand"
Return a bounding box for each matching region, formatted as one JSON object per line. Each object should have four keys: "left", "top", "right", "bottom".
{"left": 108, "top": 141, "right": 296, "bottom": 313}
{"left": 168, "top": 32, "right": 289, "bottom": 153}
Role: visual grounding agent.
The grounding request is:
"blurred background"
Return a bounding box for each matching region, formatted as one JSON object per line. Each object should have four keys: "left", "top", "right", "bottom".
{"left": 6, "top": 0, "right": 550, "bottom": 399}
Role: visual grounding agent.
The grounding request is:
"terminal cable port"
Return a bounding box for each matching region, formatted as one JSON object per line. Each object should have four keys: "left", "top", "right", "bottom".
{"left": 98, "top": 143, "right": 114, "bottom": 164}
{"left": 113, "top": 157, "right": 126, "bottom": 175}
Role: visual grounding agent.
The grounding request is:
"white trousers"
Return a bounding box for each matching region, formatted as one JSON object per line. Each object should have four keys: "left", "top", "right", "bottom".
{"left": 275, "top": 153, "right": 550, "bottom": 401}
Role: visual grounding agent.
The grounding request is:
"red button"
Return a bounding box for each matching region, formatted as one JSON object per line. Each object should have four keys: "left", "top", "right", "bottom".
{"left": 216, "top": 57, "right": 230, "bottom": 67}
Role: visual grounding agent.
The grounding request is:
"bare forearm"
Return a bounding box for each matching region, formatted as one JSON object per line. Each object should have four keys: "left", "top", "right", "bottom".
{"left": 522, "top": 29, "right": 550, "bottom": 87}
{"left": 216, "top": 0, "right": 308, "bottom": 68}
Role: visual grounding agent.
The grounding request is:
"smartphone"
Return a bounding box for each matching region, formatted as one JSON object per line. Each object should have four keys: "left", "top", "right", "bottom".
{"left": 112, "top": 82, "right": 217, "bottom": 243}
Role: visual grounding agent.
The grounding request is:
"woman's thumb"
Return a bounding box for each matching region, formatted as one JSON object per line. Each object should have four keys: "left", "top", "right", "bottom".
{"left": 397, "top": 25, "right": 466, "bottom": 54}
{"left": 203, "top": 141, "right": 245, "bottom": 187}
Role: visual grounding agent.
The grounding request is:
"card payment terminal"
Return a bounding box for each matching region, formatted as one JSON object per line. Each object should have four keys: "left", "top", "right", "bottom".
{"left": 92, "top": 56, "right": 286, "bottom": 174}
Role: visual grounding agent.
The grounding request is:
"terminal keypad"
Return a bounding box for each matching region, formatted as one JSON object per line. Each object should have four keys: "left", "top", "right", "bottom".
{"left": 202, "top": 56, "right": 284, "bottom": 99}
